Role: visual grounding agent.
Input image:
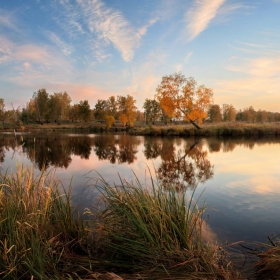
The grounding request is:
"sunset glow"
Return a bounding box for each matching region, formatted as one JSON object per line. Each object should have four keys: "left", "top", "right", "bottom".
{"left": 0, "top": 1, "right": 280, "bottom": 111}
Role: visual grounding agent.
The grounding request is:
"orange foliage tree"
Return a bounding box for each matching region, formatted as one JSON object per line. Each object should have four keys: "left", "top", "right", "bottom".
{"left": 119, "top": 113, "right": 128, "bottom": 127}
{"left": 155, "top": 72, "right": 213, "bottom": 128}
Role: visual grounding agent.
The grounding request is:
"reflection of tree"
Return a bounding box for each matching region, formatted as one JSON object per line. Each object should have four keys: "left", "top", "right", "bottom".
{"left": 117, "top": 135, "right": 140, "bottom": 164}
{"left": 207, "top": 138, "right": 222, "bottom": 153}
{"left": 23, "top": 137, "right": 72, "bottom": 170}
{"left": 156, "top": 141, "right": 214, "bottom": 191}
{"left": 70, "top": 137, "right": 92, "bottom": 159}
{"left": 93, "top": 135, "right": 118, "bottom": 164}
{"left": 93, "top": 135, "right": 140, "bottom": 164}
{"left": 0, "top": 146, "right": 5, "bottom": 163}
{"left": 143, "top": 137, "right": 162, "bottom": 159}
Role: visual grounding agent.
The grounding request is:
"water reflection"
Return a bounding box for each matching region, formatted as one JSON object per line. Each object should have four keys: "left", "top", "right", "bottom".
{"left": 93, "top": 134, "right": 141, "bottom": 164}
{"left": 143, "top": 137, "right": 214, "bottom": 191}
{"left": 0, "top": 133, "right": 215, "bottom": 191}
{"left": 1, "top": 133, "right": 280, "bottom": 244}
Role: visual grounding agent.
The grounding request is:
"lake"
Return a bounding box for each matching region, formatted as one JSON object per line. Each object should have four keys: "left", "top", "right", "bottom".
{"left": 1, "top": 132, "right": 280, "bottom": 246}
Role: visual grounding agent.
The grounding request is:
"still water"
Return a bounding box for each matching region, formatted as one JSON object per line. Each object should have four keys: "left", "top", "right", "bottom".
{"left": 1, "top": 132, "right": 280, "bottom": 244}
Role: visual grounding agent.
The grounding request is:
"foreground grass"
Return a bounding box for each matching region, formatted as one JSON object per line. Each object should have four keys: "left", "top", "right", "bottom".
{"left": 0, "top": 165, "right": 277, "bottom": 279}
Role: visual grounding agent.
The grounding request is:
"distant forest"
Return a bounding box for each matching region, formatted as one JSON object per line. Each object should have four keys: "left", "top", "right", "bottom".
{"left": 1, "top": 72, "right": 280, "bottom": 127}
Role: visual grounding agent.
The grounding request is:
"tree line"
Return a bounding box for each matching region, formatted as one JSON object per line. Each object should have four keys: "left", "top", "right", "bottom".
{"left": 0, "top": 72, "right": 279, "bottom": 128}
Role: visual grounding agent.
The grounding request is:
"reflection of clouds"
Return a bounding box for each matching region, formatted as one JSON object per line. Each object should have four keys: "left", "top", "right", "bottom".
{"left": 227, "top": 176, "right": 280, "bottom": 195}
{"left": 211, "top": 144, "right": 280, "bottom": 176}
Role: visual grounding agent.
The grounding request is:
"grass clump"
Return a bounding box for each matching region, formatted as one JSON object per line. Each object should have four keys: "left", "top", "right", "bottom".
{"left": 0, "top": 164, "right": 241, "bottom": 279}
{"left": 0, "top": 164, "right": 92, "bottom": 279}
{"left": 253, "top": 236, "right": 280, "bottom": 279}
{"left": 95, "top": 174, "right": 239, "bottom": 279}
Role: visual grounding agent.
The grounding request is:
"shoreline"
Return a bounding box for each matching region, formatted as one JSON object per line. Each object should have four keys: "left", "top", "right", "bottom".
{"left": 1, "top": 121, "right": 280, "bottom": 137}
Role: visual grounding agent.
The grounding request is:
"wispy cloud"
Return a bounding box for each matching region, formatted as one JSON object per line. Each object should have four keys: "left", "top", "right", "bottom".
{"left": 0, "top": 9, "right": 19, "bottom": 32}
{"left": 186, "top": 0, "right": 226, "bottom": 40}
{"left": 138, "top": 18, "right": 158, "bottom": 36}
{"left": 77, "top": 0, "right": 141, "bottom": 62}
{"left": 45, "top": 31, "right": 74, "bottom": 55}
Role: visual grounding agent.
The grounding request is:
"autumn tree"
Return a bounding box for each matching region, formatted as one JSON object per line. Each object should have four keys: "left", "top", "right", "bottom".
{"left": 155, "top": 72, "right": 213, "bottom": 128}
{"left": 105, "top": 115, "right": 115, "bottom": 128}
{"left": 143, "top": 99, "right": 162, "bottom": 124}
{"left": 222, "top": 104, "right": 236, "bottom": 122}
{"left": 119, "top": 113, "right": 128, "bottom": 127}
{"left": 117, "top": 95, "right": 137, "bottom": 127}
{"left": 242, "top": 106, "right": 256, "bottom": 122}
{"left": 208, "top": 104, "right": 222, "bottom": 123}
{"left": 125, "top": 95, "right": 137, "bottom": 126}
{"left": 256, "top": 110, "right": 268, "bottom": 123}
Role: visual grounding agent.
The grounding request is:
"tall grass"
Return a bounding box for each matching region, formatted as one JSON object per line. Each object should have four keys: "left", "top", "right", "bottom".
{"left": 253, "top": 236, "right": 280, "bottom": 279}
{"left": 95, "top": 173, "right": 240, "bottom": 279}
{"left": 0, "top": 164, "right": 241, "bottom": 279}
{"left": 0, "top": 164, "right": 92, "bottom": 279}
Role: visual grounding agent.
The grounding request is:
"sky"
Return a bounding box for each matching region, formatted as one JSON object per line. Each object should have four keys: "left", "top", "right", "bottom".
{"left": 1, "top": 0, "right": 280, "bottom": 112}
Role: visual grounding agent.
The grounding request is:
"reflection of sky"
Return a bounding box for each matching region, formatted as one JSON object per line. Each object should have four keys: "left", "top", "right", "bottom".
{"left": 1, "top": 134, "right": 280, "bottom": 244}
{"left": 194, "top": 143, "right": 280, "bottom": 243}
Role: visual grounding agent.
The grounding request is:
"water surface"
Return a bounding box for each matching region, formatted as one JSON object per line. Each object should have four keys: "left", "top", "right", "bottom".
{"left": 1, "top": 132, "right": 280, "bottom": 244}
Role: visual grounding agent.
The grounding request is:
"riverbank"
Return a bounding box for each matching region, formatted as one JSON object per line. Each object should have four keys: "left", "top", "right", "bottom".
{"left": 1, "top": 165, "right": 279, "bottom": 279}
{"left": 1, "top": 121, "right": 280, "bottom": 137}
{"left": 0, "top": 165, "right": 241, "bottom": 280}
{"left": 129, "top": 122, "right": 280, "bottom": 137}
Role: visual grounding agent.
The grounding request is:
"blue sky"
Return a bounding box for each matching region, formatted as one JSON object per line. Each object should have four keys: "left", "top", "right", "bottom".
{"left": 1, "top": 0, "right": 280, "bottom": 111}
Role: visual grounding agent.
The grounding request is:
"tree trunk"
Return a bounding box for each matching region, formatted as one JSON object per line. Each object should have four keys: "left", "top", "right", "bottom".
{"left": 189, "top": 119, "right": 202, "bottom": 129}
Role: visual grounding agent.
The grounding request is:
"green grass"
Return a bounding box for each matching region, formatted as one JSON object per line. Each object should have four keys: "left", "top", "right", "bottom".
{"left": 94, "top": 172, "right": 240, "bottom": 279}
{"left": 0, "top": 164, "right": 93, "bottom": 279}
{"left": 0, "top": 164, "right": 246, "bottom": 279}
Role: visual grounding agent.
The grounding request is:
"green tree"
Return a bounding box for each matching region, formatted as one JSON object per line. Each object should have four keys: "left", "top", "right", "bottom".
{"left": 0, "top": 98, "right": 5, "bottom": 125}
{"left": 33, "top": 89, "right": 49, "bottom": 123}
{"left": 70, "top": 104, "right": 80, "bottom": 122}
{"left": 143, "top": 99, "right": 162, "bottom": 124}
{"left": 48, "top": 92, "right": 72, "bottom": 122}
{"left": 78, "top": 100, "right": 91, "bottom": 122}
{"left": 93, "top": 99, "right": 107, "bottom": 121}
{"left": 106, "top": 96, "right": 118, "bottom": 118}
{"left": 155, "top": 72, "right": 213, "bottom": 128}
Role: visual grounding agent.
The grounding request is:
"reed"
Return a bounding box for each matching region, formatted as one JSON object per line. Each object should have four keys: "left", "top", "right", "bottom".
{"left": 0, "top": 164, "right": 91, "bottom": 279}
{"left": 0, "top": 164, "right": 241, "bottom": 279}
{"left": 253, "top": 236, "right": 280, "bottom": 279}
{"left": 95, "top": 172, "right": 239, "bottom": 279}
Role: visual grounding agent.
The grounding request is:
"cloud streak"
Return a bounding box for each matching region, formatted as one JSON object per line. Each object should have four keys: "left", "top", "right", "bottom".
{"left": 45, "top": 31, "right": 74, "bottom": 55}
{"left": 77, "top": 0, "right": 141, "bottom": 62}
{"left": 185, "top": 0, "right": 225, "bottom": 40}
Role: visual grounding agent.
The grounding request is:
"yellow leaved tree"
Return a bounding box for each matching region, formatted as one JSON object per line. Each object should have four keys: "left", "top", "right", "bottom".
{"left": 155, "top": 72, "right": 213, "bottom": 128}
{"left": 119, "top": 113, "right": 128, "bottom": 127}
{"left": 105, "top": 115, "right": 115, "bottom": 128}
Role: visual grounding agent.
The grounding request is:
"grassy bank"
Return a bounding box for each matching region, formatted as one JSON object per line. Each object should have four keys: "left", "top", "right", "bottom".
{"left": 129, "top": 122, "right": 280, "bottom": 137}
{"left": 1, "top": 121, "right": 280, "bottom": 137}
{"left": 0, "top": 165, "right": 243, "bottom": 279}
